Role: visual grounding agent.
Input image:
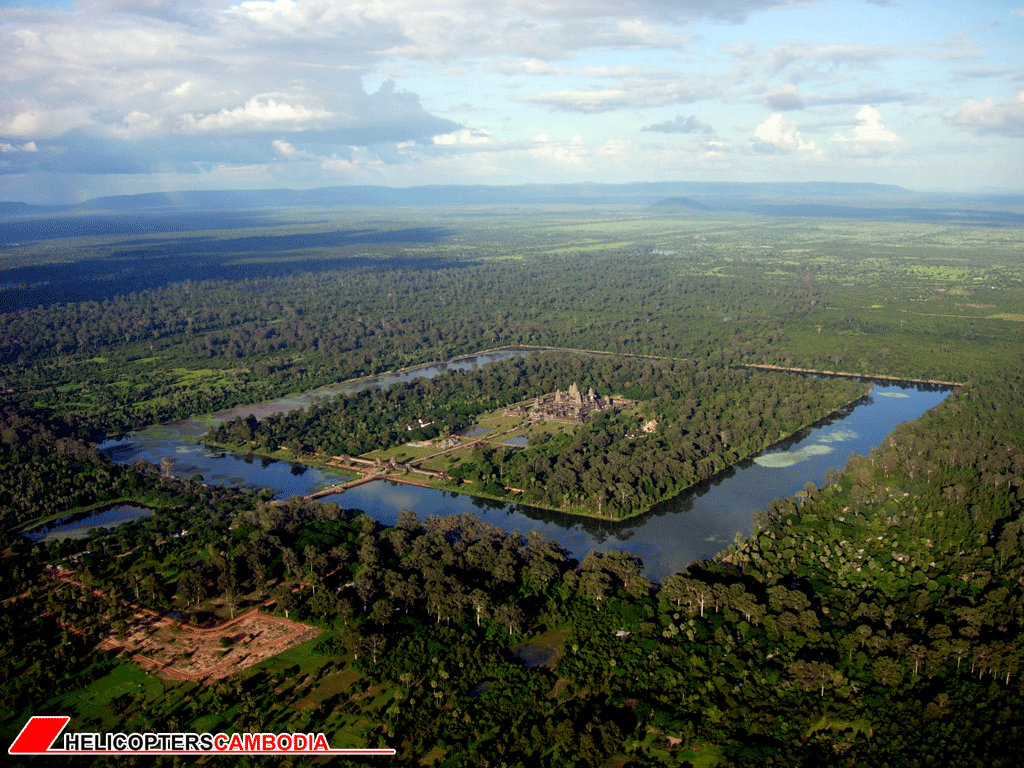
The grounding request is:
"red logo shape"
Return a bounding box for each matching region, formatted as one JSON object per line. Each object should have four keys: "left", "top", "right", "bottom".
{"left": 9, "top": 716, "right": 70, "bottom": 754}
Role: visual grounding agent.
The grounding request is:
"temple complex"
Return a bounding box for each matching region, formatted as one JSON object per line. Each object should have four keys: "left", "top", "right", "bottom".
{"left": 504, "top": 383, "right": 632, "bottom": 425}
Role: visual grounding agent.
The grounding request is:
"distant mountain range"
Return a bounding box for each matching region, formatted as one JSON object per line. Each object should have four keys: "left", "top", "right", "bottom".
{"left": 2, "top": 182, "right": 1021, "bottom": 224}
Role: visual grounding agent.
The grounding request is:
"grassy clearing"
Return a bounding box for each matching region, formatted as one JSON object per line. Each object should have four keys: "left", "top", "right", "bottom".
{"left": 262, "top": 630, "right": 337, "bottom": 674}
{"left": 191, "top": 712, "right": 229, "bottom": 733}
{"left": 679, "top": 742, "right": 724, "bottom": 768}
{"left": 44, "top": 662, "right": 168, "bottom": 732}
{"left": 416, "top": 745, "right": 447, "bottom": 765}
{"left": 528, "top": 625, "right": 570, "bottom": 649}
{"left": 365, "top": 442, "right": 443, "bottom": 462}
{"left": 328, "top": 714, "right": 375, "bottom": 749}
{"left": 308, "top": 669, "right": 362, "bottom": 704}
{"left": 522, "top": 625, "right": 570, "bottom": 670}
{"left": 631, "top": 730, "right": 722, "bottom": 766}
{"left": 541, "top": 240, "right": 643, "bottom": 255}
{"left": 418, "top": 454, "right": 461, "bottom": 472}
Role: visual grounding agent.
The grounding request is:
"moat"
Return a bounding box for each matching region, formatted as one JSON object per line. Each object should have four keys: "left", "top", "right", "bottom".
{"left": 99, "top": 350, "right": 952, "bottom": 581}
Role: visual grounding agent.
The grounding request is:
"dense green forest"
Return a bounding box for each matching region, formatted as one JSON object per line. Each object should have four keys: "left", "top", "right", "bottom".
{"left": 1, "top": 203, "right": 1022, "bottom": 765}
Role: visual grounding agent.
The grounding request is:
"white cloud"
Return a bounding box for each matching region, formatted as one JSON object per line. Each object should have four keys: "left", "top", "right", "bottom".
{"left": 319, "top": 146, "right": 390, "bottom": 183}
{"left": 520, "top": 81, "right": 706, "bottom": 113}
{"left": 179, "top": 97, "right": 334, "bottom": 133}
{"left": 432, "top": 130, "right": 492, "bottom": 146}
{"left": 5, "top": 110, "right": 44, "bottom": 136}
{"left": 701, "top": 138, "right": 729, "bottom": 158}
{"left": 355, "top": 0, "right": 757, "bottom": 61}
{"left": 521, "top": 89, "right": 634, "bottom": 112}
{"left": 103, "top": 111, "right": 164, "bottom": 140}
{"left": 527, "top": 134, "right": 587, "bottom": 166}
{"left": 0, "top": 141, "right": 38, "bottom": 153}
{"left": 751, "top": 41, "right": 907, "bottom": 77}
{"left": 949, "top": 90, "right": 1024, "bottom": 138}
{"left": 803, "top": 87, "right": 920, "bottom": 108}
{"left": 1, "top": 104, "right": 94, "bottom": 138}
{"left": 750, "top": 113, "right": 817, "bottom": 153}
{"left": 597, "top": 139, "right": 629, "bottom": 156}
{"left": 0, "top": 1, "right": 455, "bottom": 160}
{"left": 831, "top": 106, "right": 900, "bottom": 144}
{"left": 730, "top": 37, "right": 978, "bottom": 84}
{"left": 225, "top": 0, "right": 381, "bottom": 40}
{"left": 210, "top": 0, "right": 719, "bottom": 65}
{"left": 272, "top": 139, "right": 318, "bottom": 160}
{"left": 165, "top": 81, "right": 193, "bottom": 98}
{"left": 493, "top": 59, "right": 634, "bottom": 78}
{"left": 641, "top": 115, "right": 715, "bottom": 134}
{"left": 500, "top": 59, "right": 562, "bottom": 76}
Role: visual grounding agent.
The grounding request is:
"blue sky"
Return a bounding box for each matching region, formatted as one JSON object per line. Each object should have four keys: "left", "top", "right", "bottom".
{"left": 1, "top": 0, "right": 1022, "bottom": 203}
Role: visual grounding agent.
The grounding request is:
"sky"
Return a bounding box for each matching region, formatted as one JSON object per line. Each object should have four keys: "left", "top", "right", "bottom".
{"left": 1, "top": 0, "right": 1022, "bottom": 203}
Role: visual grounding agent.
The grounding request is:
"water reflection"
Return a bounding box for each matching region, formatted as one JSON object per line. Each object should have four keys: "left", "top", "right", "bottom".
{"left": 208, "top": 348, "right": 541, "bottom": 424}
{"left": 98, "top": 438, "right": 354, "bottom": 499}
{"left": 25, "top": 504, "right": 155, "bottom": 543}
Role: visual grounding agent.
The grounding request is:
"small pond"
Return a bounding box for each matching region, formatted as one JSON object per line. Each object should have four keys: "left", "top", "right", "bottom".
{"left": 510, "top": 644, "right": 560, "bottom": 669}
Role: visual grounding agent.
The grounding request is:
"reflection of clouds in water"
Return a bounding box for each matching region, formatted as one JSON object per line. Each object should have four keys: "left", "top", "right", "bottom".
{"left": 817, "top": 428, "right": 858, "bottom": 444}
{"left": 755, "top": 443, "right": 833, "bottom": 468}
{"left": 878, "top": 392, "right": 911, "bottom": 398}
{"left": 377, "top": 488, "right": 422, "bottom": 510}
{"left": 338, "top": 485, "right": 421, "bottom": 515}
{"left": 757, "top": 427, "right": 857, "bottom": 468}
